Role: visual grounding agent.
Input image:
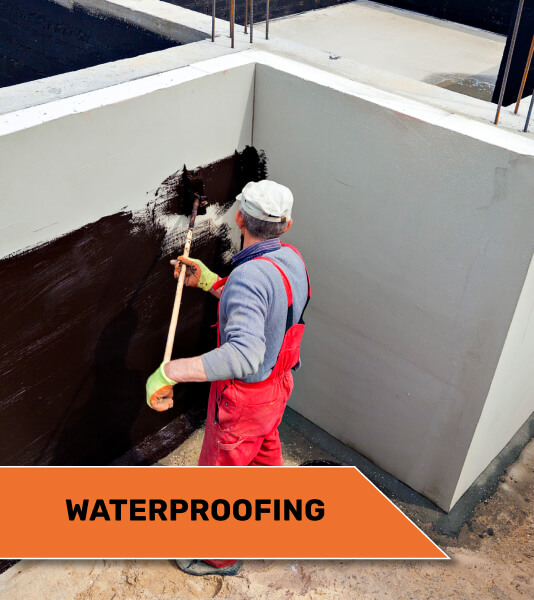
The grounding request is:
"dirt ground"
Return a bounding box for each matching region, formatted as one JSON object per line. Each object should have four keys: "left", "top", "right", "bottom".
{"left": 1, "top": 425, "right": 532, "bottom": 600}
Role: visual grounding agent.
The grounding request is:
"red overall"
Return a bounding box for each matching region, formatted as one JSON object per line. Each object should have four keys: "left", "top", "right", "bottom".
{"left": 199, "top": 243, "right": 311, "bottom": 467}
{"left": 199, "top": 244, "right": 310, "bottom": 568}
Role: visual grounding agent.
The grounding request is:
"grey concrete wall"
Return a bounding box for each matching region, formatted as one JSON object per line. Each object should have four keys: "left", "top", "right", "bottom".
{"left": 0, "top": 58, "right": 255, "bottom": 466}
{"left": 0, "top": 57, "right": 255, "bottom": 257}
{"left": 3, "top": 45, "right": 533, "bottom": 505}
{"left": 452, "top": 251, "right": 534, "bottom": 506}
{"left": 253, "top": 61, "right": 534, "bottom": 510}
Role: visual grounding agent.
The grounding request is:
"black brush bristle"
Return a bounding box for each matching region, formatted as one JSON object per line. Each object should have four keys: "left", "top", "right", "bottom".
{"left": 176, "top": 165, "right": 206, "bottom": 216}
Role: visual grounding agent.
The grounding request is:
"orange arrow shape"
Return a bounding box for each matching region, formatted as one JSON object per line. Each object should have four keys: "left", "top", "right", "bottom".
{"left": 0, "top": 466, "right": 447, "bottom": 559}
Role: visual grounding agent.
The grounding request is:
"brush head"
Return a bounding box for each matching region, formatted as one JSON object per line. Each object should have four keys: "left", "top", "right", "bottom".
{"left": 175, "top": 166, "right": 208, "bottom": 217}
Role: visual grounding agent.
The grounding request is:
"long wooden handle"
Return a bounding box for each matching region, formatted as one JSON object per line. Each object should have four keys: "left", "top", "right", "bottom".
{"left": 163, "top": 196, "right": 201, "bottom": 363}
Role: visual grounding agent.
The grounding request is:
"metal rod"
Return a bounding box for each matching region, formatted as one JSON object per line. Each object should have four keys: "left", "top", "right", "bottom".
{"left": 524, "top": 91, "right": 534, "bottom": 131}
{"left": 266, "top": 0, "right": 270, "bottom": 40}
{"left": 212, "top": 0, "right": 215, "bottom": 42}
{"left": 250, "top": 0, "right": 254, "bottom": 43}
{"left": 495, "top": 0, "right": 525, "bottom": 125}
{"left": 244, "top": 0, "right": 248, "bottom": 34}
{"left": 230, "top": 0, "right": 235, "bottom": 48}
{"left": 514, "top": 34, "right": 534, "bottom": 113}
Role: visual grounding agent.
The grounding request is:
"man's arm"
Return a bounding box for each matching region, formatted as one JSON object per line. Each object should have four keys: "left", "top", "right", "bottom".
{"left": 146, "top": 356, "right": 208, "bottom": 412}
{"left": 164, "top": 356, "right": 208, "bottom": 383}
{"left": 201, "top": 265, "right": 270, "bottom": 381}
{"left": 147, "top": 261, "right": 270, "bottom": 411}
{"left": 164, "top": 266, "right": 270, "bottom": 382}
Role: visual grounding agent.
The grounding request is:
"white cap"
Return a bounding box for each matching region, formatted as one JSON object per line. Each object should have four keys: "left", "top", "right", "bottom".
{"left": 237, "top": 180, "right": 293, "bottom": 223}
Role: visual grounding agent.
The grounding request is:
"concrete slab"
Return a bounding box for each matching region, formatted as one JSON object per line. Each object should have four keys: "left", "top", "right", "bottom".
{"left": 74, "top": 0, "right": 226, "bottom": 41}
{"left": 0, "top": 40, "right": 237, "bottom": 116}
{"left": 259, "top": 1, "right": 505, "bottom": 100}
{"left": 0, "top": 0, "right": 244, "bottom": 115}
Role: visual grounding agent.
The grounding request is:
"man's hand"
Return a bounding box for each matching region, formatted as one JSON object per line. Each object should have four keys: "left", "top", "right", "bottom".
{"left": 146, "top": 363, "right": 177, "bottom": 412}
{"left": 170, "top": 256, "right": 219, "bottom": 292}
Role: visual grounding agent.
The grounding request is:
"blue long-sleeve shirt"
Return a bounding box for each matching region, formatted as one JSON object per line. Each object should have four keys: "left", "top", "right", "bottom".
{"left": 201, "top": 240, "right": 309, "bottom": 383}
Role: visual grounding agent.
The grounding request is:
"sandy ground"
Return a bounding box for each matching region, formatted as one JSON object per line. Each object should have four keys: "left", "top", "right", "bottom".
{"left": 1, "top": 425, "right": 532, "bottom": 600}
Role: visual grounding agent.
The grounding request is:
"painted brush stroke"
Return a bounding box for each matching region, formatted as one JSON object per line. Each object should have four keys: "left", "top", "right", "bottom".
{"left": 0, "top": 147, "right": 267, "bottom": 467}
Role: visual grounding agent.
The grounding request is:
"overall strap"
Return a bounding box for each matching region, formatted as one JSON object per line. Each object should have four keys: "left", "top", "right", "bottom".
{"left": 212, "top": 275, "right": 229, "bottom": 292}
{"left": 281, "top": 243, "right": 311, "bottom": 299}
{"left": 252, "top": 256, "right": 294, "bottom": 331}
{"left": 212, "top": 276, "right": 229, "bottom": 348}
{"left": 281, "top": 243, "right": 311, "bottom": 324}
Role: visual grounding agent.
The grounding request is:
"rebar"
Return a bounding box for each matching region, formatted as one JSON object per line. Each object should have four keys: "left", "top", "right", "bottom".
{"left": 495, "top": 0, "right": 525, "bottom": 125}
{"left": 514, "top": 34, "right": 534, "bottom": 113}
{"left": 524, "top": 91, "right": 534, "bottom": 131}
{"left": 230, "top": 0, "right": 235, "bottom": 48}
{"left": 266, "top": 0, "right": 270, "bottom": 40}
{"left": 244, "top": 0, "right": 248, "bottom": 34}
{"left": 212, "top": 0, "right": 215, "bottom": 42}
{"left": 250, "top": 0, "right": 254, "bottom": 43}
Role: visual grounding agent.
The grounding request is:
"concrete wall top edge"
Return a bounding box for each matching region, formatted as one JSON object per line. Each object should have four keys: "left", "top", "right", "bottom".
{"left": 248, "top": 50, "right": 534, "bottom": 158}
{"left": 68, "top": 0, "right": 226, "bottom": 41}
{"left": 0, "top": 41, "right": 237, "bottom": 116}
{"left": 4, "top": 44, "right": 532, "bottom": 152}
{"left": 0, "top": 52, "right": 256, "bottom": 137}
{"left": 0, "top": 0, "right": 235, "bottom": 99}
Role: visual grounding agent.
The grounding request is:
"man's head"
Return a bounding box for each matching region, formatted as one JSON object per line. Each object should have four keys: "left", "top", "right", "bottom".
{"left": 235, "top": 180, "right": 293, "bottom": 240}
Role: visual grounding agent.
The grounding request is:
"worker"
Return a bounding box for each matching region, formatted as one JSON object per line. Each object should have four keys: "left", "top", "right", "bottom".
{"left": 145, "top": 180, "right": 311, "bottom": 576}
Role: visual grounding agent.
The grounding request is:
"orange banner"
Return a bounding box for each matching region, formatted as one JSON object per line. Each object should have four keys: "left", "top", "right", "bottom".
{"left": 0, "top": 467, "right": 447, "bottom": 559}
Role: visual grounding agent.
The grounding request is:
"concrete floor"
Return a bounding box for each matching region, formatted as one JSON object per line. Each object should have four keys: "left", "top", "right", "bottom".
{"left": 263, "top": 1, "right": 505, "bottom": 100}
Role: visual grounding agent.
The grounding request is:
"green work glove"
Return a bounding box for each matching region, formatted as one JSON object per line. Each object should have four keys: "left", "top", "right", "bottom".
{"left": 172, "top": 256, "right": 219, "bottom": 292}
{"left": 146, "top": 362, "right": 177, "bottom": 412}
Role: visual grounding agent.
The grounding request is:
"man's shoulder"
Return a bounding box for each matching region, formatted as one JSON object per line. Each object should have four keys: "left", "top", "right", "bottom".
{"left": 225, "top": 258, "right": 277, "bottom": 289}
{"left": 230, "top": 255, "right": 280, "bottom": 274}
{"left": 227, "top": 245, "right": 306, "bottom": 285}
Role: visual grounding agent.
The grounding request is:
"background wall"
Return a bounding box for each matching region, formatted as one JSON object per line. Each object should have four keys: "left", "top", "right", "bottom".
{"left": 163, "top": 0, "right": 518, "bottom": 34}
{"left": 492, "top": 0, "right": 534, "bottom": 106}
{"left": 0, "top": 0, "right": 183, "bottom": 88}
{"left": 376, "top": 0, "right": 518, "bottom": 35}
{"left": 163, "top": 0, "right": 351, "bottom": 25}
{"left": 253, "top": 62, "right": 534, "bottom": 510}
{"left": 453, "top": 247, "right": 534, "bottom": 506}
{"left": 0, "top": 61, "right": 255, "bottom": 465}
